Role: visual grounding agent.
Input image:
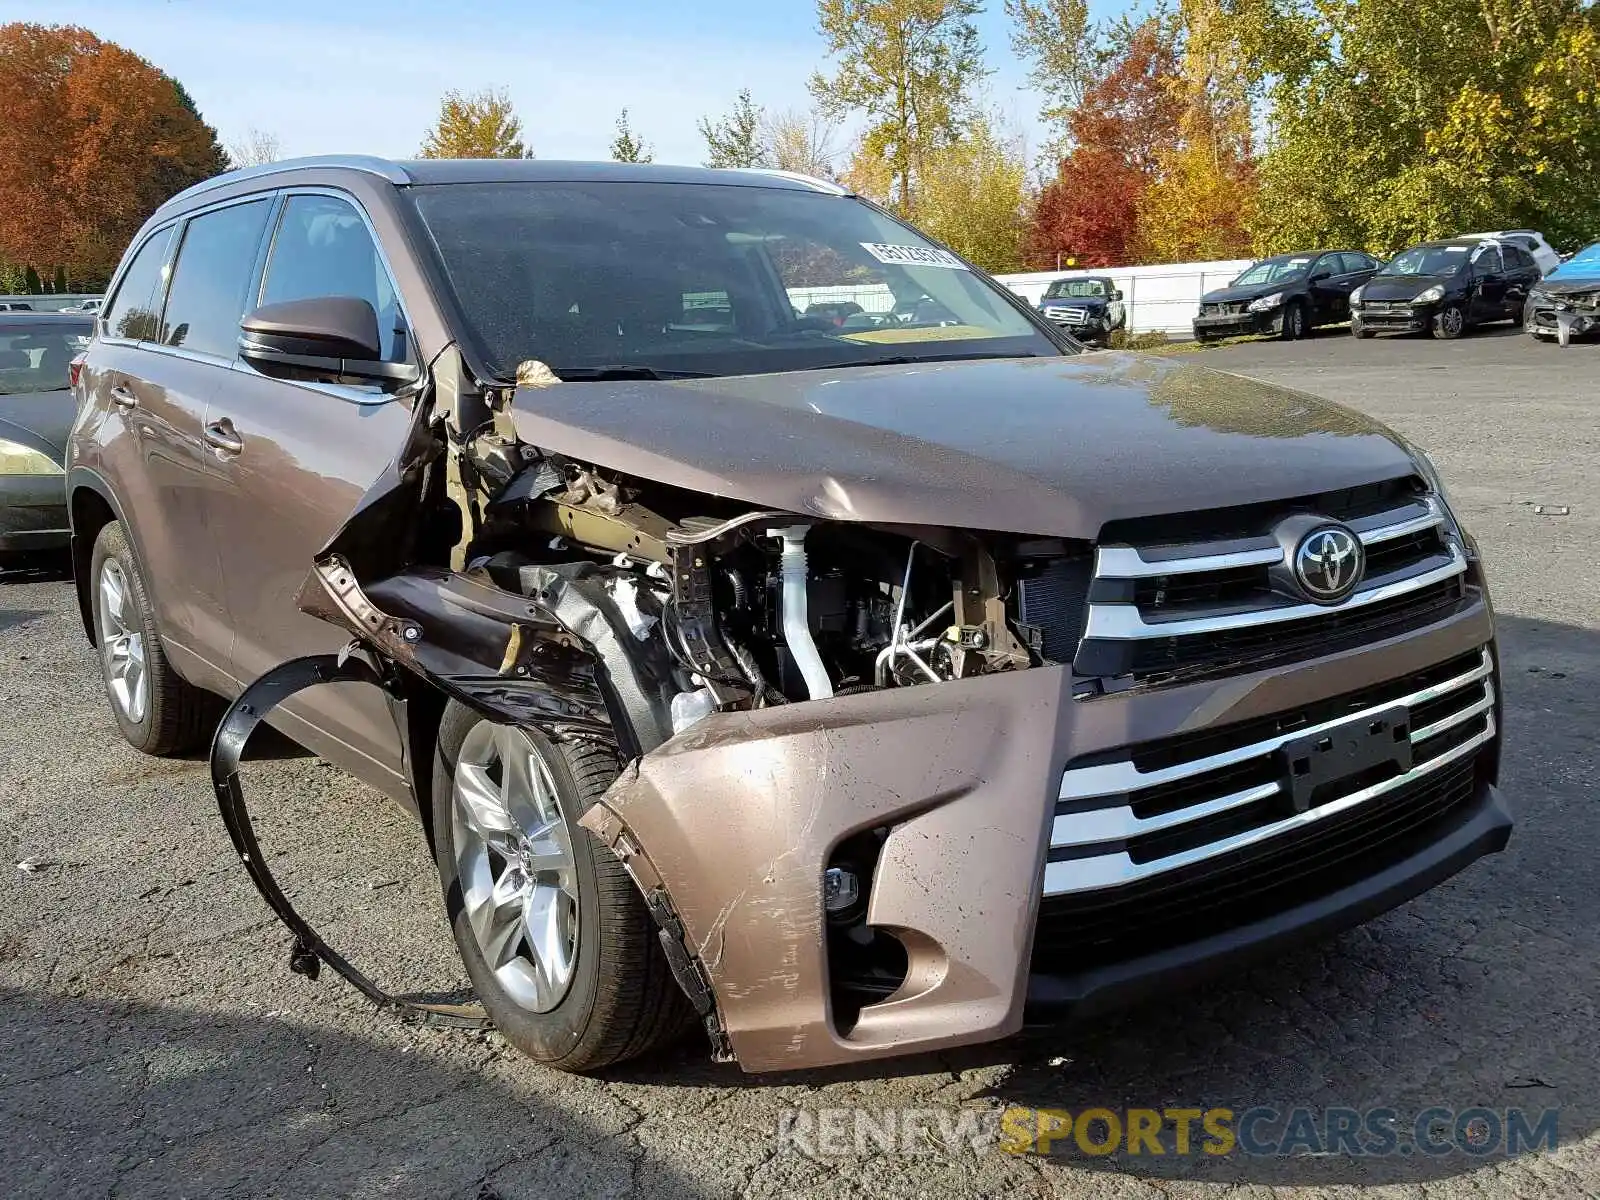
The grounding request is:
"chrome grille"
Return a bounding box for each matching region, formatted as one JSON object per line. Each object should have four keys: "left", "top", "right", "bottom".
{"left": 1043, "top": 304, "right": 1090, "bottom": 324}
{"left": 1074, "top": 492, "right": 1470, "bottom": 683}
{"left": 1042, "top": 648, "right": 1495, "bottom": 897}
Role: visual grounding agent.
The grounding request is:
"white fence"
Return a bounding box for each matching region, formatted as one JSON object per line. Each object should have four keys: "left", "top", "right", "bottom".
{"left": 995, "top": 260, "right": 1254, "bottom": 337}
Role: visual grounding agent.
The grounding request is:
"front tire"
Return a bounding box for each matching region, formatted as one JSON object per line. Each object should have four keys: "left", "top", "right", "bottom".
{"left": 431, "top": 702, "right": 691, "bottom": 1071}
{"left": 1432, "top": 302, "right": 1467, "bottom": 339}
{"left": 89, "top": 521, "right": 212, "bottom": 755}
{"left": 1279, "top": 300, "right": 1308, "bottom": 340}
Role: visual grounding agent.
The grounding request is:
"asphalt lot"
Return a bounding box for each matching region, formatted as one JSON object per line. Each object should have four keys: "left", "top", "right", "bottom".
{"left": 3, "top": 327, "right": 1598, "bottom": 1198}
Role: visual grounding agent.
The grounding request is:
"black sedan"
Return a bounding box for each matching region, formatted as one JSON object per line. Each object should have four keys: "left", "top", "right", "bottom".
{"left": 1193, "top": 250, "right": 1379, "bottom": 341}
{"left": 1350, "top": 238, "right": 1541, "bottom": 339}
{"left": 0, "top": 312, "right": 91, "bottom": 560}
{"left": 1034, "top": 276, "right": 1127, "bottom": 346}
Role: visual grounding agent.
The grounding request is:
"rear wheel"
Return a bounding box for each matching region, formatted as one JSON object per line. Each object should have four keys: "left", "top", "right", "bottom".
{"left": 430, "top": 702, "right": 691, "bottom": 1071}
{"left": 89, "top": 521, "right": 213, "bottom": 755}
{"left": 1432, "top": 302, "right": 1467, "bottom": 339}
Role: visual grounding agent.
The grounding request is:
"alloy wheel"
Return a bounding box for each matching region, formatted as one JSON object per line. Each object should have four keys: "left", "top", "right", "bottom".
{"left": 97, "top": 558, "right": 147, "bottom": 724}
{"left": 451, "top": 722, "right": 581, "bottom": 1013}
{"left": 1440, "top": 306, "right": 1465, "bottom": 337}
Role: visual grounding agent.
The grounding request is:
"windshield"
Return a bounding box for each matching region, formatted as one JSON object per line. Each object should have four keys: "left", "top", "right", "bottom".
{"left": 1566, "top": 242, "right": 1600, "bottom": 268}
{"left": 1044, "top": 278, "right": 1108, "bottom": 299}
{"left": 0, "top": 324, "right": 90, "bottom": 394}
{"left": 1233, "top": 255, "right": 1314, "bottom": 286}
{"left": 407, "top": 181, "right": 1062, "bottom": 380}
{"left": 1380, "top": 246, "right": 1472, "bottom": 277}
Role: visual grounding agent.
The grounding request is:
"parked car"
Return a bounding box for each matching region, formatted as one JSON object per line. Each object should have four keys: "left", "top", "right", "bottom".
{"left": 1350, "top": 238, "right": 1540, "bottom": 339}
{"left": 0, "top": 311, "right": 92, "bottom": 560}
{"left": 1193, "top": 250, "right": 1380, "bottom": 341}
{"left": 1460, "top": 229, "right": 1561, "bottom": 276}
{"left": 0, "top": 301, "right": 36, "bottom": 312}
{"left": 62, "top": 297, "right": 104, "bottom": 314}
{"left": 70, "top": 158, "right": 1508, "bottom": 1076}
{"left": 1524, "top": 240, "right": 1600, "bottom": 346}
{"left": 1034, "top": 275, "right": 1126, "bottom": 346}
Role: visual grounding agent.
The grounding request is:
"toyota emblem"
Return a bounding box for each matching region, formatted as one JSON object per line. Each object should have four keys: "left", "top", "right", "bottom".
{"left": 1294, "top": 525, "right": 1364, "bottom": 602}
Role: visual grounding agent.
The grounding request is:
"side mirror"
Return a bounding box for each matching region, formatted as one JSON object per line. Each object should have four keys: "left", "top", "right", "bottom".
{"left": 1112, "top": 289, "right": 1124, "bottom": 301}
{"left": 240, "top": 297, "right": 415, "bottom": 383}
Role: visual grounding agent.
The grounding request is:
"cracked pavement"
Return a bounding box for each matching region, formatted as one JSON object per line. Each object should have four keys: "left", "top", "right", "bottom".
{"left": 3, "top": 328, "right": 1598, "bottom": 1197}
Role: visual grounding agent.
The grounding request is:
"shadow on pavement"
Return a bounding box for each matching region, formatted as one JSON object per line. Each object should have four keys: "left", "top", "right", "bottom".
{"left": 0, "top": 987, "right": 704, "bottom": 1200}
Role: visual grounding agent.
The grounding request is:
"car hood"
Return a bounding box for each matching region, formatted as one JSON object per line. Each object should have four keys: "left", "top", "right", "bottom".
{"left": 1361, "top": 273, "right": 1461, "bottom": 301}
{"left": 0, "top": 388, "right": 72, "bottom": 458}
{"left": 507, "top": 354, "right": 1417, "bottom": 540}
{"left": 1540, "top": 260, "right": 1600, "bottom": 291}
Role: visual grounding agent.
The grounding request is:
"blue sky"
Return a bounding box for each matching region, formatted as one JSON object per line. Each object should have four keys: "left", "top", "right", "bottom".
{"left": 12, "top": 0, "right": 1098, "bottom": 168}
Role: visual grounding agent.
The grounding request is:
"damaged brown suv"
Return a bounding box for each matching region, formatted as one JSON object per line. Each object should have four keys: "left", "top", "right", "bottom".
{"left": 68, "top": 158, "right": 1509, "bottom": 1074}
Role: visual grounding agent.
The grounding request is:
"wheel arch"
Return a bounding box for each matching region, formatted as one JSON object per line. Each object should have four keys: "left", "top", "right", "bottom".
{"left": 67, "top": 468, "right": 132, "bottom": 647}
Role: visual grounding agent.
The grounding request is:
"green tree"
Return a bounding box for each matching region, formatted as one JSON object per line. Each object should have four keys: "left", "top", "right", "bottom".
{"left": 1005, "top": 0, "right": 1099, "bottom": 165}
{"left": 53, "top": 265, "right": 68, "bottom": 293}
{"left": 1240, "top": 0, "right": 1600, "bottom": 252}
{"left": 24, "top": 266, "right": 41, "bottom": 294}
{"left": 913, "top": 115, "right": 1029, "bottom": 272}
{"left": 809, "top": 0, "right": 989, "bottom": 215}
{"left": 699, "top": 89, "right": 768, "bottom": 168}
{"left": 610, "top": 108, "right": 652, "bottom": 163}
{"left": 418, "top": 88, "right": 530, "bottom": 159}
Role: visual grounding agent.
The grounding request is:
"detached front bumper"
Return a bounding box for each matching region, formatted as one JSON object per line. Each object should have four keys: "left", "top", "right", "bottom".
{"left": 0, "top": 475, "right": 69, "bottom": 554}
{"left": 1193, "top": 309, "right": 1278, "bottom": 338}
{"left": 1526, "top": 297, "right": 1600, "bottom": 344}
{"left": 583, "top": 601, "right": 1506, "bottom": 1073}
{"left": 1353, "top": 302, "right": 1433, "bottom": 334}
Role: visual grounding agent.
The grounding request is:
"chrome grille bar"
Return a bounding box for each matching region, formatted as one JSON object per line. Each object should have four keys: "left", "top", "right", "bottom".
{"left": 1043, "top": 713, "right": 1495, "bottom": 896}
{"left": 1083, "top": 544, "right": 1466, "bottom": 640}
{"left": 1058, "top": 649, "right": 1491, "bottom": 800}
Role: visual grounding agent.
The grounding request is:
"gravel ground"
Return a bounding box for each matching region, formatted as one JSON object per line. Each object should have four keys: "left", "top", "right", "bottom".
{"left": 3, "top": 327, "right": 1598, "bottom": 1198}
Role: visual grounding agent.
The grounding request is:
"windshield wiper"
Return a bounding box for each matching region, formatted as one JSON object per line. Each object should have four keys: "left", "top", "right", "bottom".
{"left": 550, "top": 365, "right": 718, "bottom": 381}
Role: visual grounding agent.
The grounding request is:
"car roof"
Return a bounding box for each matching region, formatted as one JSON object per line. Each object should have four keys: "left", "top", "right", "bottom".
{"left": 0, "top": 311, "right": 93, "bottom": 328}
{"left": 154, "top": 156, "right": 847, "bottom": 219}
{"left": 1410, "top": 239, "right": 1486, "bottom": 250}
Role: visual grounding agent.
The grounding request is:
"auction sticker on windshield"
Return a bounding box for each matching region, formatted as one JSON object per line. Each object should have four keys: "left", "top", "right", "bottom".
{"left": 860, "top": 243, "right": 968, "bottom": 270}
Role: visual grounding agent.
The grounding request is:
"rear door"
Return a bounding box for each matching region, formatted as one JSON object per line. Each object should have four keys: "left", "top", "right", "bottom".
{"left": 1305, "top": 253, "right": 1347, "bottom": 325}
{"left": 1503, "top": 246, "right": 1540, "bottom": 312}
{"left": 206, "top": 189, "right": 416, "bottom": 798}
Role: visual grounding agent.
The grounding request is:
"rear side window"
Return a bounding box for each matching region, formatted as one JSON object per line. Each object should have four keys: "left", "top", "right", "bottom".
{"left": 1339, "top": 253, "right": 1371, "bottom": 274}
{"left": 161, "top": 199, "right": 273, "bottom": 358}
{"left": 102, "top": 227, "right": 174, "bottom": 342}
{"left": 259, "top": 194, "right": 405, "bottom": 361}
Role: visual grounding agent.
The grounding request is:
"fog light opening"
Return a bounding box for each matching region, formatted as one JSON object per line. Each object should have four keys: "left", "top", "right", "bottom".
{"left": 823, "top": 829, "right": 909, "bottom": 1036}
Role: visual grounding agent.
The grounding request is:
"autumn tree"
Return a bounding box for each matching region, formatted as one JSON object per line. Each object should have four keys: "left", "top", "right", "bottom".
{"left": 610, "top": 108, "right": 652, "bottom": 163}
{"left": 913, "top": 116, "right": 1029, "bottom": 273}
{"left": 810, "top": 0, "right": 989, "bottom": 214}
{"left": 0, "top": 23, "right": 228, "bottom": 288}
{"left": 1006, "top": 0, "right": 1100, "bottom": 165}
{"left": 1024, "top": 17, "right": 1185, "bottom": 267}
{"left": 760, "top": 107, "right": 842, "bottom": 178}
{"left": 418, "top": 88, "right": 531, "bottom": 159}
{"left": 1135, "top": 0, "right": 1256, "bottom": 261}
{"left": 228, "top": 127, "right": 282, "bottom": 169}
{"left": 699, "top": 89, "right": 768, "bottom": 168}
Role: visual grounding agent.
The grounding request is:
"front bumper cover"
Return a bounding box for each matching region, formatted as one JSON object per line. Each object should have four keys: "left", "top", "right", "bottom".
{"left": 1353, "top": 302, "right": 1435, "bottom": 334}
{"left": 1193, "top": 309, "right": 1279, "bottom": 338}
{"left": 583, "top": 600, "right": 1503, "bottom": 1073}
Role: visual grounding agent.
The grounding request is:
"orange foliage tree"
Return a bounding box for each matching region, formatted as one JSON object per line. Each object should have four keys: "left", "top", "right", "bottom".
{"left": 0, "top": 23, "right": 228, "bottom": 289}
{"left": 1024, "top": 19, "right": 1186, "bottom": 269}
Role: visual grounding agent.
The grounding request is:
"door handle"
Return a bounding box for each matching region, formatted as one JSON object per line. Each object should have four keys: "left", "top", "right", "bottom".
{"left": 204, "top": 417, "right": 244, "bottom": 455}
{"left": 110, "top": 385, "right": 137, "bottom": 409}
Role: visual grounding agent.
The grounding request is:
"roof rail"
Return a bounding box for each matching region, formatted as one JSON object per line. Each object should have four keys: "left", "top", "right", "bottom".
{"left": 729, "top": 168, "right": 850, "bottom": 196}
{"left": 159, "top": 155, "right": 412, "bottom": 211}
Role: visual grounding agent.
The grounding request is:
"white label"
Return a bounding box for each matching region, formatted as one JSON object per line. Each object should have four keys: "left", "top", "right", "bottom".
{"left": 1288, "top": 257, "right": 1311, "bottom": 266}
{"left": 859, "top": 242, "right": 968, "bottom": 270}
{"left": 1445, "top": 245, "right": 1468, "bottom": 252}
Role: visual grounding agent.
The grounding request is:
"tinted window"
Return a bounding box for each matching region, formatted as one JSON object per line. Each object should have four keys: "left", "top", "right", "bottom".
{"left": 102, "top": 228, "right": 174, "bottom": 342}
{"left": 260, "top": 194, "right": 405, "bottom": 361}
{"left": 408, "top": 181, "right": 1059, "bottom": 381}
{"left": 1471, "top": 244, "right": 1503, "bottom": 274}
{"left": 161, "top": 200, "right": 273, "bottom": 358}
{"left": 0, "top": 323, "right": 93, "bottom": 393}
{"left": 1339, "top": 253, "right": 1372, "bottom": 274}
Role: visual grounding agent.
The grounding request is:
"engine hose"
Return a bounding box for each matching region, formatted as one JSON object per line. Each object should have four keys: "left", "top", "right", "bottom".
{"left": 210, "top": 650, "right": 491, "bottom": 1030}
